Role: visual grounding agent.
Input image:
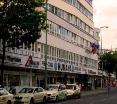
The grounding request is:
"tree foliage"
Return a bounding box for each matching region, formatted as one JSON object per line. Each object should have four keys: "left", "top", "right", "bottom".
{"left": 0, "top": 0, "right": 47, "bottom": 86}
{"left": 100, "top": 51, "right": 117, "bottom": 74}
{"left": 0, "top": 0, "right": 46, "bottom": 48}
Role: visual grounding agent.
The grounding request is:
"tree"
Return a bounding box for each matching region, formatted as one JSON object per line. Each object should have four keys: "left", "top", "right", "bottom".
{"left": 100, "top": 52, "right": 114, "bottom": 73}
{"left": 99, "top": 51, "right": 117, "bottom": 83}
{"left": 111, "top": 51, "right": 117, "bottom": 78}
{"left": 0, "top": 0, "right": 47, "bottom": 86}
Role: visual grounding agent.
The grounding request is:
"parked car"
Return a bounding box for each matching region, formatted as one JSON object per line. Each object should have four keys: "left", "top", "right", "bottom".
{"left": 0, "top": 88, "right": 14, "bottom": 104}
{"left": 46, "top": 84, "right": 67, "bottom": 101}
{"left": 14, "top": 87, "right": 47, "bottom": 104}
{"left": 66, "top": 84, "right": 81, "bottom": 99}
{"left": 66, "top": 84, "right": 75, "bottom": 98}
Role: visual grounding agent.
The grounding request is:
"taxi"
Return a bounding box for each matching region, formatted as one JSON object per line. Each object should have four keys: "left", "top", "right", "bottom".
{"left": 0, "top": 88, "right": 14, "bottom": 104}
{"left": 46, "top": 84, "right": 67, "bottom": 101}
{"left": 14, "top": 87, "right": 47, "bottom": 104}
{"left": 66, "top": 84, "right": 81, "bottom": 99}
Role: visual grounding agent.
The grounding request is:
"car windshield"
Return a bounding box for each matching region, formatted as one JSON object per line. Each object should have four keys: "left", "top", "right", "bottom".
{"left": 19, "top": 88, "right": 34, "bottom": 93}
{"left": 66, "top": 85, "right": 74, "bottom": 89}
{"left": 0, "top": 88, "right": 9, "bottom": 96}
{"left": 47, "top": 85, "right": 58, "bottom": 91}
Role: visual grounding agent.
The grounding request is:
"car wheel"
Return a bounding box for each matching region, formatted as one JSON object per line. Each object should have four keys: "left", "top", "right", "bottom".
{"left": 56, "top": 96, "right": 59, "bottom": 102}
{"left": 7, "top": 100, "right": 11, "bottom": 104}
{"left": 64, "top": 94, "right": 67, "bottom": 101}
{"left": 30, "top": 98, "right": 34, "bottom": 104}
{"left": 43, "top": 96, "right": 46, "bottom": 104}
{"left": 77, "top": 93, "right": 81, "bottom": 99}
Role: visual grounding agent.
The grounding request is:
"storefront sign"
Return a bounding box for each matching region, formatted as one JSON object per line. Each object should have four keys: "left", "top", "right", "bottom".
{"left": 0, "top": 54, "right": 21, "bottom": 65}
{"left": 28, "top": 61, "right": 40, "bottom": 69}
{"left": 4, "top": 55, "right": 22, "bottom": 66}
{"left": 88, "top": 70, "right": 97, "bottom": 75}
{"left": 98, "top": 71, "right": 103, "bottom": 76}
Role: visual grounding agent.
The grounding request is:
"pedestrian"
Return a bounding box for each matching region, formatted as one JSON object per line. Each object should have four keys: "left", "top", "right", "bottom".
{"left": 107, "top": 82, "right": 111, "bottom": 96}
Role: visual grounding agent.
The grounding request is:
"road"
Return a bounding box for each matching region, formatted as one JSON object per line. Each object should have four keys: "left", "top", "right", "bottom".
{"left": 48, "top": 88, "right": 117, "bottom": 104}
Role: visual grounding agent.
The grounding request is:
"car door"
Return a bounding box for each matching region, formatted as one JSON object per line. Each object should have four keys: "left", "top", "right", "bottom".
{"left": 0, "top": 89, "right": 10, "bottom": 104}
{"left": 37, "top": 87, "right": 45, "bottom": 102}
{"left": 33, "top": 88, "right": 39, "bottom": 103}
{"left": 58, "top": 85, "right": 66, "bottom": 100}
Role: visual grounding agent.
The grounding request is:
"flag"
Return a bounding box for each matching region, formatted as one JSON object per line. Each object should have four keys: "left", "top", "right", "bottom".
{"left": 90, "top": 43, "right": 99, "bottom": 54}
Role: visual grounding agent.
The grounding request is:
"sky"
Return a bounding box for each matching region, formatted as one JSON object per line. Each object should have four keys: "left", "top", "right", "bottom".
{"left": 93, "top": 0, "right": 117, "bottom": 49}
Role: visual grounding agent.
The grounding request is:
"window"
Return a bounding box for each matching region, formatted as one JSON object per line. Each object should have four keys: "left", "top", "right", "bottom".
{"left": 48, "top": 20, "right": 93, "bottom": 50}
{"left": 82, "top": 23, "right": 86, "bottom": 30}
{"left": 0, "top": 89, "right": 9, "bottom": 96}
{"left": 54, "top": 7, "right": 58, "bottom": 15}
{"left": 34, "top": 88, "right": 38, "bottom": 93}
{"left": 50, "top": 46, "right": 52, "bottom": 56}
{"left": 79, "top": 20, "right": 82, "bottom": 29}
{"left": 63, "top": 0, "right": 93, "bottom": 19}
{"left": 47, "top": 4, "right": 94, "bottom": 36}
{"left": 49, "top": 4, "right": 55, "bottom": 13}
{"left": 38, "top": 88, "right": 43, "bottom": 92}
{"left": 35, "top": 42, "right": 38, "bottom": 52}
{"left": 41, "top": 44, "right": 44, "bottom": 53}
{"left": 76, "top": 54, "right": 79, "bottom": 62}
{"left": 8, "top": 74, "right": 21, "bottom": 86}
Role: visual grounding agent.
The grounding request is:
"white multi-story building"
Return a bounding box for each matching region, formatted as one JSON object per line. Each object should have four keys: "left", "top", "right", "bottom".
{"left": 0, "top": 0, "right": 100, "bottom": 89}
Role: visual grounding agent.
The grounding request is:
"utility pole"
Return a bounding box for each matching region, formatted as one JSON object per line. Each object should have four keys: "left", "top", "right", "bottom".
{"left": 44, "top": 0, "right": 48, "bottom": 89}
{"left": 0, "top": 0, "right": 7, "bottom": 87}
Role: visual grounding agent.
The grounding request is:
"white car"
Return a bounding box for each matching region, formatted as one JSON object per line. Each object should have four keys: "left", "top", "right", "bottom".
{"left": 14, "top": 87, "right": 47, "bottom": 104}
{"left": 0, "top": 88, "right": 14, "bottom": 104}
{"left": 46, "top": 84, "right": 67, "bottom": 101}
{"left": 66, "top": 84, "right": 81, "bottom": 99}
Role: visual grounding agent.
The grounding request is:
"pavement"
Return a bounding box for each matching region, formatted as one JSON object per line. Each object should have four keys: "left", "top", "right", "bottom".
{"left": 48, "top": 87, "right": 117, "bottom": 104}
{"left": 82, "top": 88, "right": 108, "bottom": 97}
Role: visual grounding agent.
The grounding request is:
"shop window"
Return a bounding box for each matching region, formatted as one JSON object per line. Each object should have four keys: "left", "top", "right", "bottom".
{"left": 54, "top": 62, "right": 58, "bottom": 70}
{"left": 41, "top": 44, "right": 44, "bottom": 53}
{"left": 62, "top": 64, "right": 65, "bottom": 71}
{"left": 58, "top": 63, "right": 61, "bottom": 70}
{"left": 32, "top": 76, "right": 36, "bottom": 86}
{"left": 7, "top": 74, "right": 21, "bottom": 86}
{"left": 35, "top": 42, "right": 38, "bottom": 52}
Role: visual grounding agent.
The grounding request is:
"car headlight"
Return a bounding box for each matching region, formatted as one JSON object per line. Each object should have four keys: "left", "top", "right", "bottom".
{"left": 15, "top": 96, "right": 23, "bottom": 100}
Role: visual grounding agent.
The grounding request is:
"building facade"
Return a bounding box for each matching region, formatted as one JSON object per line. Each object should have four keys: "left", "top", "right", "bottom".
{"left": 0, "top": 0, "right": 100, "bottom": 90}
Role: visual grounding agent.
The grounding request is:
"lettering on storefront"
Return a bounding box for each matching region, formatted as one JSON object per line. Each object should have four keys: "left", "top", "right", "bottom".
{"left": 0, "top": 54, "right": 21, "bottom": 63}
{"left": 98, "top": 71, "right": 103, "bottom": 76}
{"left": 0, "top": 54, "right": 22, "bottom": 66}
{"left": 88, "top": 70, "right": 97, "bottom": 75}
{"left": 6, "top": 55, "right": 21, "bottom": 63}
{"left": 82, "top": 68, "right": 87, "bottom": 74}
{"left": 29, "top": 61, "right": 40, "bottom": 68}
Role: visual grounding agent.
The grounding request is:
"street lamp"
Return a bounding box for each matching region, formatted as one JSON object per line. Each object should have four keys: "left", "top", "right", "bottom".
{"left": 99, "top": 26, "right": 108, "bottom": 88}
{"left": 100, "top": 26, "right": 108, "bottom": 54}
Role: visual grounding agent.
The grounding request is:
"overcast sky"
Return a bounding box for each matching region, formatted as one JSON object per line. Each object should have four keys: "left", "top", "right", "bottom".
{"left": 93, "top": 0, "right": 117, "bottom": 49}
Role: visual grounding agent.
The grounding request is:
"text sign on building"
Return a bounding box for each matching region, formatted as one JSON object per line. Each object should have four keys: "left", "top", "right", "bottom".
{"left": 88, "top": 70, "right": 97, "bottom": 75}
